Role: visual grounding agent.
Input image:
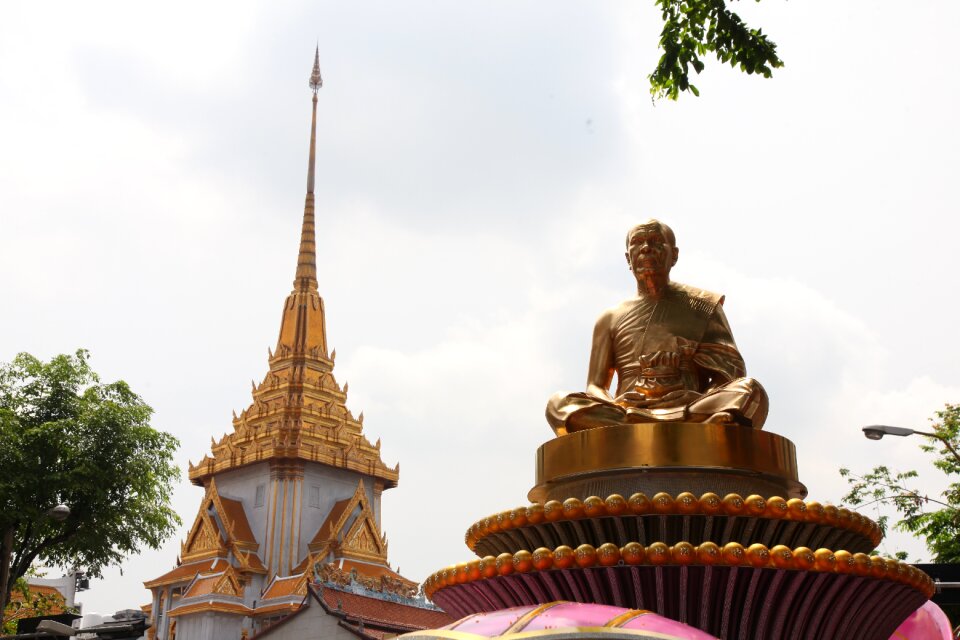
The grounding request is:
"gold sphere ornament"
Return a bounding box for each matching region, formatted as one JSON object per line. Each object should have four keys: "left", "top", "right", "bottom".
{"left": 496, "top": 552, "right": 515, "bottom": 576}
{"left": 467, "top": 560, "right": 482, "bottom": 581}
{"left": 513, "top": 550, "right": 534, "bottom": 573}
{"left": 444, "top": 566, "right": 457, "bottom": 587}
{"left": 823, "top": 504, "right": 839, "bottom": 525}
{"left": 647, "top": 542, "right": 671, "bottom": 565}
{"left": 851, "top": 553, "right": 871, "bottom": 577}
{"left": 598, "top": 543, "right": 621, "bottom": 567}
{"left": 699, "top": 492, "right": 722, "bottom": 515}
{"left": 455, "top": 562, "right": 469, "bottom": 584}
{"left": 673, "top": 542, "right": 696, "bottom": 565}
{"left": 480, "top": 556, "right": 498, "bottom": 579}
{"left": 833, "top": 550, "right": 854, "bottom": 574}
{"left": 870, "top": 555, "right": 887, "bottom": 578}
{"left": 583, "top": 495, "right": 606, "bottom": 518}
{"left": 764, "top": 497, "right": 788, "bottom": 519}
{"left": 605, "top": 494, "right": 627, "bottom": 516}
{"left": 532, "top": 547, "right": 554, "bottom": 571}
{"left": 554, "top": 545, "right": 575, "bottom": 569}
{"left": 575, "top": 544, "right": 598, "bottom": 568}
{"left": 885, "top": 558, "right": 901, "bottom": 580}
{"left": 721, "top": 493, "right": 746, "bottom": 515}
{"left": 722, "top": 542, "right": 746, "bottom": 566}
{"left": 621, "top": 542, "right": 646, "bottom": 565}
{"left": 563, "top": 497, "right": 585, "bottom": 519}
{"left": 628, "top": 492, "right": 652, "bottom": 515}
{"left": 836, "top": 508, "right": 852, "bottom": 529}
{"left": 544, "top": 500, "right": 564, "bottom": 522}
{"left": 746, "top": 543, "right": 771, "bottom": 568}
{"left": 697, "top": 541, "right": 721, "bottom": 565}
{"left": 676, "top": 492, "right": 698, "bottom": 514}
{"left": 511, "top": 508, "right": 528, "bottom": 528}
{"left": 652, "top": 492, "right": 676, "bottom": 514}
{"left": 526, "top": 503, "right": 545, "bottom": 525}
{"left": 793, "top": 547, "right": 815, "bottom": 570}
{"left": 813, "top": 548, "right": 836, "bottom": 572}
{"left": 805, "top": 501, "right": 825, "bottom": 522}
{"left": 770, "top": 545, "right": 793, "bottom": 569}
{"left": 744, "top": 494, "right": 766, "bottom": 516}
{"left": 786, "top": 498, "right": 807, "bottom": 520}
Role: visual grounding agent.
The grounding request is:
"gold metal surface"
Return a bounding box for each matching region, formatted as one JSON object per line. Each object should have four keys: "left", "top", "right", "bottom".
{"left": 532, "top": 422, "right": 800, "bottom": 498}
{"left": 547, "top": 219, "right": 768, "bottom": 435}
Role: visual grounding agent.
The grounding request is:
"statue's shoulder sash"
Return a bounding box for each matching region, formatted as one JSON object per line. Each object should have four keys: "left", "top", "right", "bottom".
{"left": 641, "top": 283, "right": 723, "bottom": 352}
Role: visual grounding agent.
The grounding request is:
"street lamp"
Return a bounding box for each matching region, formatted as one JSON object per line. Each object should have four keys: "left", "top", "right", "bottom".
{"left": 862, "top": 425, "right": 960, "bottom": 467}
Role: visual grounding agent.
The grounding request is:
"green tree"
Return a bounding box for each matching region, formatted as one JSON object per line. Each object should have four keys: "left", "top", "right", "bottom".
{"left": 651, "top": 0, "right": 783, "bottom": 100}
{"left": 839, "top": 404, "right": 960, "bottom": 562}
{"left": 0, "top": 350, "right": 181, "bottom": 616}
{"left": 2, "top": 571, "right": 70, "bottom": 635}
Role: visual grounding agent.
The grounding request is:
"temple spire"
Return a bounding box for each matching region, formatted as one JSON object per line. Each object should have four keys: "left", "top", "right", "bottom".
{"left": 294, "top": 48, "right": 323, "bottom": 291}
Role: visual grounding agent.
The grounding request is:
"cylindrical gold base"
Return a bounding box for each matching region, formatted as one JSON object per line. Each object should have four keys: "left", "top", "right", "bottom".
{"left": 529, "top": 422, "right": 805, "bottom": 502}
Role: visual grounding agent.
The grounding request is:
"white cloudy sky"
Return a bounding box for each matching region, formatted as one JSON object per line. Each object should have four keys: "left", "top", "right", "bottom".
{"left": 2, "top": 0, "right": 959, "bottom": 615}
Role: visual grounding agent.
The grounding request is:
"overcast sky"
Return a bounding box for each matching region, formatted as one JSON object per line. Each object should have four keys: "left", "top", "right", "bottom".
{"left": 2, "top": 0, "right": 959, "bottom": 615}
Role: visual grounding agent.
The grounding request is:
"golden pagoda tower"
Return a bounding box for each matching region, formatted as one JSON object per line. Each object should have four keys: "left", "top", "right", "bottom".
{"left": 142, "top": 50, "right": 440, "bottom": 640}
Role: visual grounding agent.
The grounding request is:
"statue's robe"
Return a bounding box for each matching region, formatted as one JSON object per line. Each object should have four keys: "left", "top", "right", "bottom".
{"left": 546, "top": 282, "right": 768, "bottom": 435}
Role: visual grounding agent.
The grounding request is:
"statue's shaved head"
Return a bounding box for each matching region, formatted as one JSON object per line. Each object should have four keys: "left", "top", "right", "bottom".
{"left": 626, "top": 219, "right": 676, "bottom": 248}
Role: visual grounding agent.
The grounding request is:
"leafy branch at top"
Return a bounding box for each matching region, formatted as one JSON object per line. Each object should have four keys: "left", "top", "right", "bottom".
{"left": 650, "top": 0, "right": 783, "bottom": 100}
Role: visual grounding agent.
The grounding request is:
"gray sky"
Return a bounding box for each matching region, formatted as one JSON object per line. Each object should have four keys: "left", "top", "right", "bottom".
{"left": 2, "top": 0, "right": 959, "bottom": 615}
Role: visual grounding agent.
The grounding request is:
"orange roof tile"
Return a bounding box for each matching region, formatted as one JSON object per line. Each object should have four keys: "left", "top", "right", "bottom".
{"left": 338, "top": 560, "right": 415, "bottom": 586}
{"left": 220, "top": 496, "right": 257, "bottom": 545}
{"left": 183, "top": 573, "right": 223, "bottom": 598}
{"left": 262, "top": 574, "right": 307, "bottom": 600}
{"left": 317, "top": 587, "right": 453, "bottom": 630}
{"left": 144, "top": 560, "right": 216, "bottom": 588}
{"left": 311, "top": 498, "right": 352, "bottom": 545}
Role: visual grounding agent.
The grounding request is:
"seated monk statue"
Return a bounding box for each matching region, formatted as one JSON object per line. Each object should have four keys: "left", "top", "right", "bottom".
{"left": 547, "top": 219, "right": 768, "bottom": 436}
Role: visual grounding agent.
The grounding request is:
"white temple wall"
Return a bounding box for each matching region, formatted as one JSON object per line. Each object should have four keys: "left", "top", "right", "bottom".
{"left": 175, "top": 612, "right": 243, "bottom": 640}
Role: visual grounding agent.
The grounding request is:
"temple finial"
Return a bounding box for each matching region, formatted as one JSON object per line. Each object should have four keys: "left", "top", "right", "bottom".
{"left": 310, "top": 46, "right": 323, "bottom": 95}
{"left": 295, "top": 47, "right": 321, "bottom": 290}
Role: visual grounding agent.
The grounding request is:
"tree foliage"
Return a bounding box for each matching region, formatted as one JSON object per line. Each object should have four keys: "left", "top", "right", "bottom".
{"left": 2, "top": 572, "right": 69, "bottom": 635}
{"left": 839, "top": 404, "right": 960, "bottom": 563}
{"left": 0, "top": 350, "right": 181, "bottom": 611}
{"left": 651, "top": 0, "right": 783, "bottom": 100}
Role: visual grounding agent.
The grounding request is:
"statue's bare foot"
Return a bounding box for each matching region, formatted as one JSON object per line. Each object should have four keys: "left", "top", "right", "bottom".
{"left": 705, "top": 411, "right": 735, "bottom": 424}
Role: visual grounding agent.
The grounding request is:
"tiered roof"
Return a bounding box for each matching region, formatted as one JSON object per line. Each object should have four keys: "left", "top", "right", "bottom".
{"left": 187, "top": 49, "right": 397, "bottom": 490}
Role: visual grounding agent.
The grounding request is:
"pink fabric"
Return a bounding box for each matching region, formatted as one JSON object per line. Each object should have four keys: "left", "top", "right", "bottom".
{"left": 445, "top": 605, "right": 537, "bottom": 636}
{"left": 888, "top": 600, "right": 953, "bottom": 640}
{"left": 521, "top": 602, "right": 628, "bottom": 631}
{"left": 442, "top": 602, "right": 717, "bottom": 639}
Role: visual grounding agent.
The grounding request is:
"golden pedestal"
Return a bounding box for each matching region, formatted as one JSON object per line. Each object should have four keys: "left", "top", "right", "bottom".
{"left": 530, "top": 422, "right": 806, "bottom": 503}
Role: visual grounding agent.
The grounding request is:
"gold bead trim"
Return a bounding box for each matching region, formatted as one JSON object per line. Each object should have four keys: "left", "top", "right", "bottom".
{"left": 424, "top": 542, "right": 933, "bottom": 601}
{"left": 464, "top": 493, "right": 882, "bottom": 551}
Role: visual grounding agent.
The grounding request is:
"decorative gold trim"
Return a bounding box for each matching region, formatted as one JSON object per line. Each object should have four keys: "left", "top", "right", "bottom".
{"left": 605, "top": 610, "right": 652, "bottom": 628}
{"left": 168, "top": 601, "right": 253, "bottom": 617}
{"left": 465, "top": 493, "right": 881, "bottom": 551}
{"left": 502, "top": 602, "right": 564, "bottom": 634}
{"left": 424, "top": 542, "right": 934, "bottom": 600}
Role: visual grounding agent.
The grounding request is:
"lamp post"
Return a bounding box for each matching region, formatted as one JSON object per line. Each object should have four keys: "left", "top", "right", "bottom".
{"left": 0, "top": 504, "right": 70, "bottom": 623}
{"left": 862, "top": 425, "right": 960, "bottom": 467}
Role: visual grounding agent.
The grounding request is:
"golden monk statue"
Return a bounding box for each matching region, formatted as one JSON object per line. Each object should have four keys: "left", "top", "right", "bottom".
{"left": 547, "top": 219, "right": 768, "bottom": 436}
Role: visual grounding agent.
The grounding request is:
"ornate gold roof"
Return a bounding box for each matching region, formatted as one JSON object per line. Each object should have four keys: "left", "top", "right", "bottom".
{"left": 188, "top": 73, "right": 398, "bottom": 489}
